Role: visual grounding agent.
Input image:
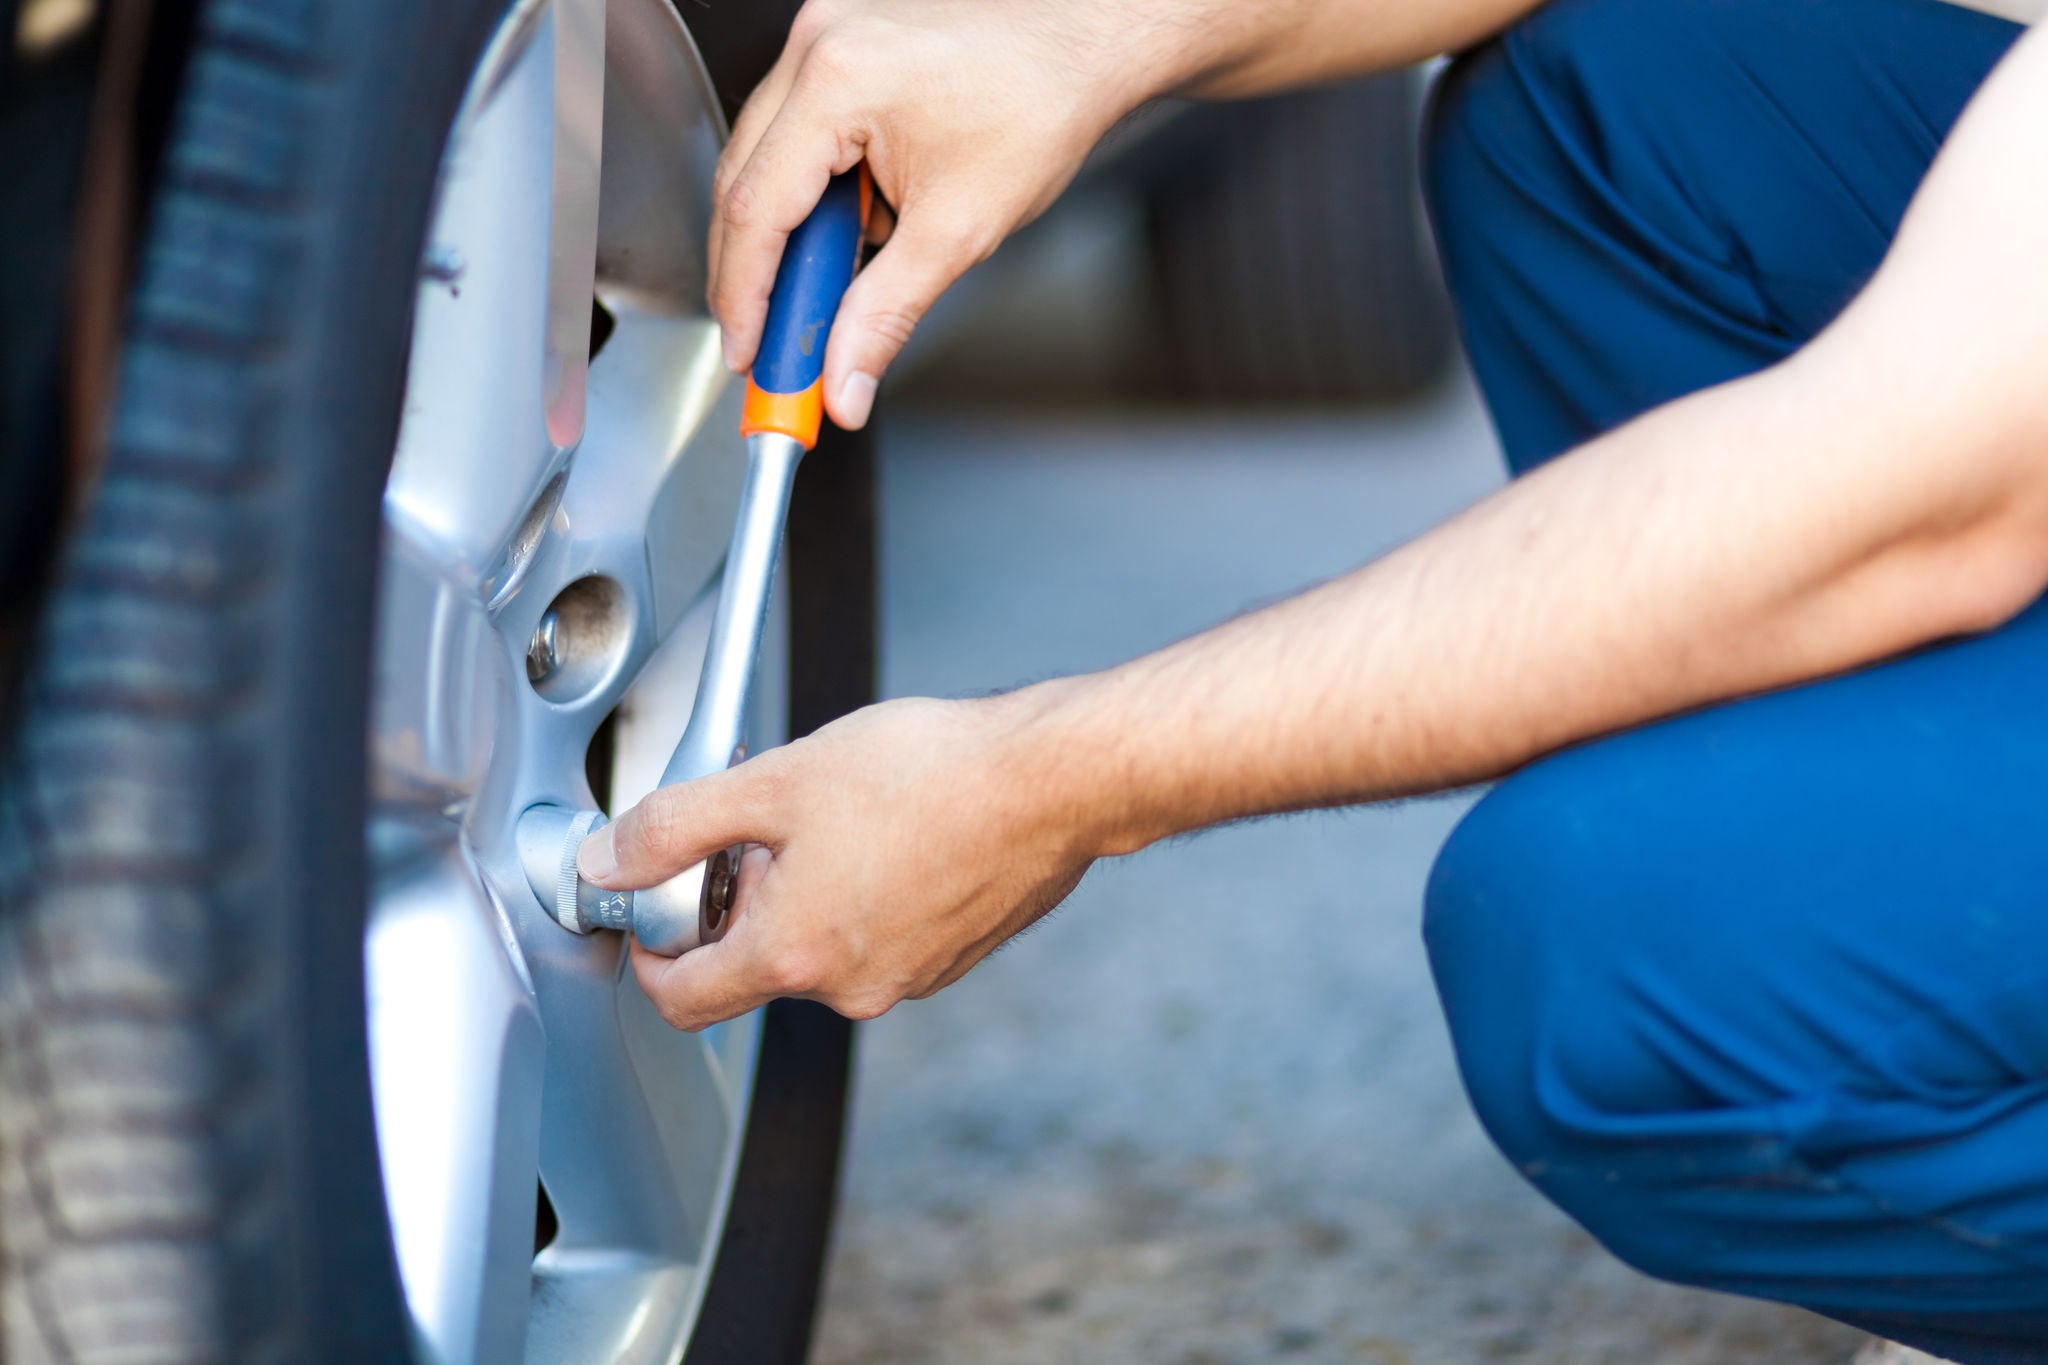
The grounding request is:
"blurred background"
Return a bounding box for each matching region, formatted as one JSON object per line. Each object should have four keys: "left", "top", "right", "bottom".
{"left": 807, "top": 71, "right": 1872, "bottom": 1365}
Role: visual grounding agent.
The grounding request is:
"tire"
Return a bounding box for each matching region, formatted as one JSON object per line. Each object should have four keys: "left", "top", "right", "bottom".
{"left": 0, "top": 1, "right": 864, "bottom": 1360}
{"left": 1143, "top": 73, "right": 1455, "bottom": 404}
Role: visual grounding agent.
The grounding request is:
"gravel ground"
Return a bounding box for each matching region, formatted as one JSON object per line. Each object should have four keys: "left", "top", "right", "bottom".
{"left": 807, "top": 382, "right": 1873, "bottom": 1365}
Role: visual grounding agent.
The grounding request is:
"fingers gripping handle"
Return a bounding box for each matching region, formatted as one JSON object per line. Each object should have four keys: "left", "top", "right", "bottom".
{"left": 739, "top": 167, "right": 873, "bottom": 449}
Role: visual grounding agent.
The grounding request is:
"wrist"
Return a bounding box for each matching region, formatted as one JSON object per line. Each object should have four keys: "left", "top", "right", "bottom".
{"left": 985, "top": 673, "right": 1170, "bottom": 862}
{"left": 1146, "top": 0, "right": 1313, "bottom": 102}
{"left": 1066, "top": 0, "right": 1276, "bottom": 112}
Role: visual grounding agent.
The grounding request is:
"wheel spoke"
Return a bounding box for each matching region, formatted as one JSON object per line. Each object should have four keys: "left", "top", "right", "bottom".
{"left": 520, "top": 937, "right": 747, "bottom": 1363}
{"left": 593, "top": 0, "right": 724, "bottom": 317}
{"left": 366, "top": 835, "right": 546, "bottom": 1365}
{"left": 577, "top": 0, "right": 741, "bottom": 636}
{"left": 617, "top": 976, "right": 749, "bottom": 1246}
{"left": 522, "top": 931, "right": 691, "bottom": 1257}
{"left": 371, "top": 543, "right": 500, "bottom": 815}
{"left": 575, "top": 315, "right": 743, "bottom": 640}
{"left": 385, "top": 0, "right": 608, "bottom": 606}
{"left": 545, "top": 0, "right": 606, "bottom": 452}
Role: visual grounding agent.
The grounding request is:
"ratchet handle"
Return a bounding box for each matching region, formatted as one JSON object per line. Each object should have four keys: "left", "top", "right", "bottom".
{"left": 739, "top": 166, "right": 872, "bottom": 450}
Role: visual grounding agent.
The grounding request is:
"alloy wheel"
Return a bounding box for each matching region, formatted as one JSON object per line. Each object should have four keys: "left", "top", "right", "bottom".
{"left": 362, "top": 1, "right": 766, "bottom": 1358}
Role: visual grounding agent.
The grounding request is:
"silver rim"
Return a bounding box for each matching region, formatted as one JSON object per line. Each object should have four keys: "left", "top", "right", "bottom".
{"left": 363, "top": 2, "right": 767, "bottom": 1359}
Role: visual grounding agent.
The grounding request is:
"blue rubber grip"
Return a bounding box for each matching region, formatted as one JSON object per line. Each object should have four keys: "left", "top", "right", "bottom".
{"left": 753, "top": 171, "right": 866, "bottom": 397}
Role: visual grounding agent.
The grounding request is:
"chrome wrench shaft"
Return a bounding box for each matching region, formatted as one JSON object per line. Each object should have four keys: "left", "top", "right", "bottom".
{"left": 625, "top": 431, "right": 804, "bottom": 952}
{"left": 660, "top": 432, "right": 803, "bottom": 789}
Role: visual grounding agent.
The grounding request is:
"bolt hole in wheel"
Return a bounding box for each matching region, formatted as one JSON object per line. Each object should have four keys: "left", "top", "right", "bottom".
{"left": 365, "top": 0, "right": 770, "bottom": 1360}
{"left": 526, "top": 575, "right": 630, "bottom": 703}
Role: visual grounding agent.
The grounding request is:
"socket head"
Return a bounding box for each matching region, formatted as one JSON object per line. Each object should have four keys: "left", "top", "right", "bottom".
{"left": 627, "top": 873, "right": 704, "bottom": 956}
{"left": 513, "top": 804, "right": 736, "bottom": 957}
{"left": 515, "top": 804, "right": 632, "bottom": 934}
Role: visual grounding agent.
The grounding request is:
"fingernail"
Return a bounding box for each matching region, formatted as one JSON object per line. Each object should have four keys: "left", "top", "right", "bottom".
{"left": 722, "top": 333, "right": 743, "bottom": 373}
{"left": 837, "top": 371, "right": 878, "bottom": 429}
{"left": 577, "top": 824, "right": 618, "bottom": 884}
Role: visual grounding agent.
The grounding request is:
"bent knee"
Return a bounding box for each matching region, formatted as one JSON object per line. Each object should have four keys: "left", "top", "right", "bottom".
{"left": 1422, "top": 746, "right": 1998, "bottom": 1302}
{"left": 1423, "top": 756, "right": 1627, "bottom": 1171}
{"left": 1423, "top": 749, "right": 1786, "bottom": 1288}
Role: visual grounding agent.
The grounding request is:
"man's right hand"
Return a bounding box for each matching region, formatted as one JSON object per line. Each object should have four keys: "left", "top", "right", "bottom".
{"left": 705, "top": 0, "right": 1186, "bottom": 430}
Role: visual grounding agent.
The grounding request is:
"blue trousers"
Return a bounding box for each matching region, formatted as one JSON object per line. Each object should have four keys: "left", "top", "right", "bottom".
{"left": 1420, "top": 2, "right": 2046, "bottom": 1361}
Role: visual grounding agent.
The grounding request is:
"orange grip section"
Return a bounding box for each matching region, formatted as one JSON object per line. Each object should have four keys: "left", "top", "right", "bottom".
{"left": 740, "top": 376, "right": 826, "bottom": 449}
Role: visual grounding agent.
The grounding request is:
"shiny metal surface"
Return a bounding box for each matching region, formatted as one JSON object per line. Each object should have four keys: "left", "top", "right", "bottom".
{"left": 663, "top": 433, "right": 808, "bottom": 790}
{"left": 635, "top": 430, "right": 808, "bottom": 951}
{"left": 365, "top": 2, "right": 768, "bottom": 1360}
{"left": 526, "top": 607, "right": 562, "bottom": 684}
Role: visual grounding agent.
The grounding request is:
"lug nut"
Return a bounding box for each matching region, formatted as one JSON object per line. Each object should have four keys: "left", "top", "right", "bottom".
{"left": 526, "top": 608, "right": 562, "bottom": 685}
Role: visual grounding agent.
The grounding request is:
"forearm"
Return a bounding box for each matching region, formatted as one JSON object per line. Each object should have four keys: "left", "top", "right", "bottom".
{"left": 1027, "top": 24, "right": 2048, "bottom": 856}
{"left": 1028, "top": 364, "right": 2040, "bottom": 855}
{"left": 1161, "top": 0, "right": 1546, "bottom": 100}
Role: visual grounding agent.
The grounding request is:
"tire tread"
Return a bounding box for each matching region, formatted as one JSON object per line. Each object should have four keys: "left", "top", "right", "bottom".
{"left": 0, "top": 2, "right": 339, "bottom": 1359}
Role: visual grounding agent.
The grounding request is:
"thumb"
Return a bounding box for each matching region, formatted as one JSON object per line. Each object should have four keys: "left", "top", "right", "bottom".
{"left": 630, "top": 929, "right": 775, "bottom": 1032}
{"left": 822, "top": 210, "right": 990, "bottom": 430}
{"left": 579, "top": 764, "right": 782, "bottom": 889}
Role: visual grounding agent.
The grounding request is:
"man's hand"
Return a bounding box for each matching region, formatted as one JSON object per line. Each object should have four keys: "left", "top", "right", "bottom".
{"left": 577, "top": 693, "right": 1099, "bottom": 1030}
{"left": 705, "top": 0, "right": 1165, "bottom": 430}
{"left": 707, "top": 0, "right": 1551, "bottom": 429}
